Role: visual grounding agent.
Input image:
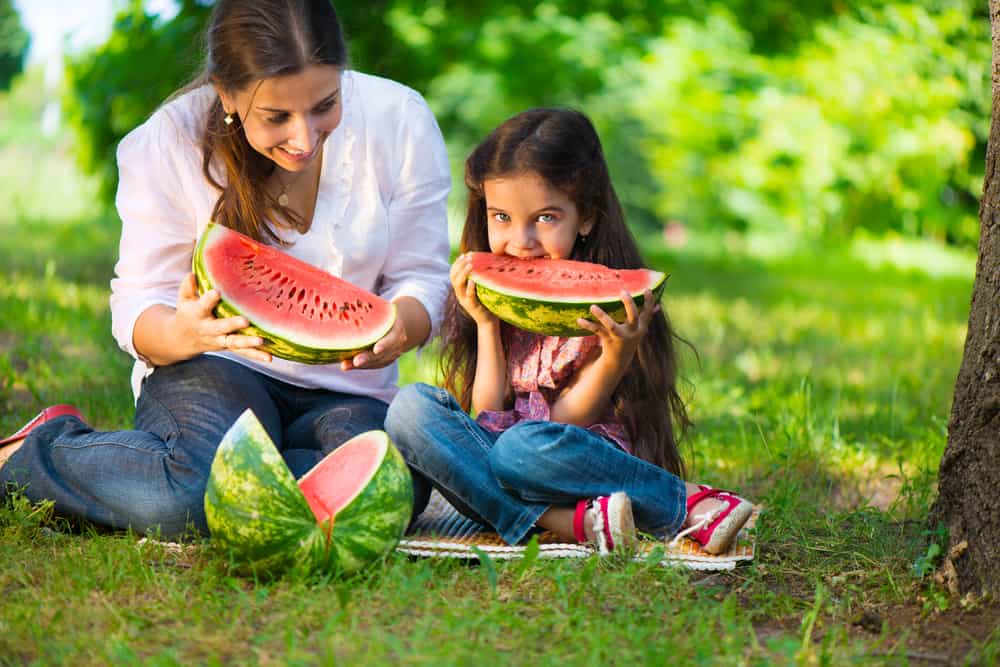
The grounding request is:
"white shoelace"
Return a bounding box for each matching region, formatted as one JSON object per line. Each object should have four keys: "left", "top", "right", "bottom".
{"left": 669, "top": 506, "right": 724, "bottom": 546}
{"left": 591, "top": 505, "right": 611, "bottom": 555}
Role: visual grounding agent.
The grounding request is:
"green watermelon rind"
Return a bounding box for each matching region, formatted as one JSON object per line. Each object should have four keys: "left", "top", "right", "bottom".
{"left": 204, "top": 411, "right": 413, "bottom": 578}
{"left": 325, "top": 434, "right": 413, "bottom": 574}
{"left": 204, "top": 410, "right": 337, "bottom": 576}
{"left": 474, "top": 272, "right": 669, "bottom": 337}
{"left": 193, "top": 223, "right": 397, "bottom": 364}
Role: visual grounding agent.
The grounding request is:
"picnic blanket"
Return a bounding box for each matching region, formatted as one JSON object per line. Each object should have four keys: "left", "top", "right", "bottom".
{"left": 398, "top": 491, "right": 758, "bottom": 571}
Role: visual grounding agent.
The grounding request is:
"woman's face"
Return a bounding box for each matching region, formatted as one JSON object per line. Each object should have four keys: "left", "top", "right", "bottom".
{"left": 218, "top": 64, "right": 343, "bottom": 174}
{"left": 483, "top": 170, "right": 593, "bottom": 260}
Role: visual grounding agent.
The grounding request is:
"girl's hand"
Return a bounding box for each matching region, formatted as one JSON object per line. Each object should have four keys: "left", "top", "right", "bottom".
{"left": 576, "top": 289, "right": 659, "bottom": 367}
{"left": 173, "top": 273, "right": 272, "bottom": 363}
{"left": 450, "top": 253, "right": 498, "bottom": 327}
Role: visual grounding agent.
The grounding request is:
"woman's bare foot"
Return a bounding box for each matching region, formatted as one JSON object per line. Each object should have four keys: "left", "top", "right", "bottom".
{"left": 0, "top": 405, "right": 85, "bottom": 471}
{"left": 0, "top": 439, "right": 24, "bottom": 470}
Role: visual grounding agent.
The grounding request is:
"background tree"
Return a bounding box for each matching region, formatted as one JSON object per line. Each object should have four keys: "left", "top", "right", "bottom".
{"left": 929, "top": 0, "right": 1000, "bottom": 596}
{"left": 0, "top": 0, "right": 30, "bottom": 92}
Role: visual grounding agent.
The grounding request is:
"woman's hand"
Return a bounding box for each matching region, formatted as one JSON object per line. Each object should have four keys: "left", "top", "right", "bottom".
{"left": 172, "top": 273, "right": 272, "bottom": 363}
{"left": 340, "top": 314, "right": 408, "bottom": 371}
{"left": 576, "top": 289, "right": 659, "bottom": 368}
{"left": 341, "top": 296, "right": 430, "bottom": 371}
{"left": 450, "top": 253, "right": 498, "bottom": 327}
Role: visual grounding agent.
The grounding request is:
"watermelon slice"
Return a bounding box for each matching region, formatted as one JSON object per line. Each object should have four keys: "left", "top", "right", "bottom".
{"left": 193, "top": 223, "right": 396, "bottom": 364}
{"left": 467, "top": 252, "right": 668, "bottom": 336}
{"left": 204, "top": 409, "right": 413, "bottom": 577}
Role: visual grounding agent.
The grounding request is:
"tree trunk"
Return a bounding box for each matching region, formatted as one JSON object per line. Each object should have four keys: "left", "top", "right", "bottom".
{"left": 929, "top": 0, "right": 1000, "bottom": 595}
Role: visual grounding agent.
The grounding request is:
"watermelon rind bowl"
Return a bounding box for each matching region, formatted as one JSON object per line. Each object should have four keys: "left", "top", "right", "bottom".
{"left": 204, "top": 409, "right": 338, "bottom": 577}
{"left": 204, "top": 409, "right": 413, "bottom": 577}
{"left": 299, "top": 432, "right": 414, "bottom": 574}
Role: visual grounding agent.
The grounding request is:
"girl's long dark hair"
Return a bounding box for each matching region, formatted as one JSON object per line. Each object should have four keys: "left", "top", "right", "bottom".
{"left": 442, "top": 108, "right": 691, "bottom": 476}
{"left": 181, "top": 0, "right": 348, "bottom": 242}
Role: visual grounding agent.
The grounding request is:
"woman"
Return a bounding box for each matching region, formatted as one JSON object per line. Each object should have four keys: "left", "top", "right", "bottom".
{"left": 0, "top": 0, "right": 449, "bottom": 537}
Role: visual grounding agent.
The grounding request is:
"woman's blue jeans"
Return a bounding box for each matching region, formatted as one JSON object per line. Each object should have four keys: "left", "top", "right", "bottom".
{"left": 0, "top": 355, "right": 388, "bottom": 538}
{"left": 385, "top": 383, "right": 686, "bottom": 545}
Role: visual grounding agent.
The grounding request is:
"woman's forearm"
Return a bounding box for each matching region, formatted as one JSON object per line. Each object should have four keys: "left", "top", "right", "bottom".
{"left": 132, "top": 304, "right": 189, "bottom": 367}
{"left": 392, "top": 296, "right": 432, "bottom": 352}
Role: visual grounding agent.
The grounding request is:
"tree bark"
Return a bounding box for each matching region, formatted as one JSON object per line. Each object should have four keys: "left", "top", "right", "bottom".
{"left": 929, "top": 0, "right": 1000, "bottom": 595}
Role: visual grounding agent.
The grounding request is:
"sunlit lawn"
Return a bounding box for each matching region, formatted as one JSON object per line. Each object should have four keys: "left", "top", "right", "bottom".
{"left": 2, "top": 70, "right": 994, "bottom": 664}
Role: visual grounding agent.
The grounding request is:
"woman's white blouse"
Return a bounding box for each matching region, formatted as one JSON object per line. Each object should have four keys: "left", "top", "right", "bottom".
{"left": 109, "top": 71, "right": 451, "bottom": 403}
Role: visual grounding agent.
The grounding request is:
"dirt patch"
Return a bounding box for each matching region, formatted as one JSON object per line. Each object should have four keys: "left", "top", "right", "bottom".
{"left": 749, "top": 597, "right": 1000, "bottom": 664}
{"left": 695, "top": 567, "right": 999, "bottom": 664}
{"left": 828, "top": 463, "right": 908, "bottom": 512}
{"left": 869, "top": 599, "right": 1000, "bottom": 665}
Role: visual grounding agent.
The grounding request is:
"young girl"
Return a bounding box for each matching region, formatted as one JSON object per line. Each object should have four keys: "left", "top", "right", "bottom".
{"left": 385, "top": 108, "right": 752, "bottom": 555}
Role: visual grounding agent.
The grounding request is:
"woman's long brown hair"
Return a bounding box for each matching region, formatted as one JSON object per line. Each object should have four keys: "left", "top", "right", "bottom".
{"left": 179, "top": 0, "right": 348, "bottom": 243}
{"left": 442, "top": 108, "right": 692, "bottom": 477}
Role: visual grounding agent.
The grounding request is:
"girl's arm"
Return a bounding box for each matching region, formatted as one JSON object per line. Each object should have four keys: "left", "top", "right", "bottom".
{"left": 452, "top": 253, "right": 507, "bottom": 413}
{"left": 550, "top": 289, "right": 658, "bottom": 426}
{"left": 472, "top": 318, "right": 507, "bottom": 413}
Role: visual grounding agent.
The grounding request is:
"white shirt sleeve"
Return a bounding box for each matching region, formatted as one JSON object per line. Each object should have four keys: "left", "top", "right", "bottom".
{"left": 109, "top": 108, "right": 201, "bottom": 360}
{"left": 378, "top": 92, "right": 452, "bottom": 340}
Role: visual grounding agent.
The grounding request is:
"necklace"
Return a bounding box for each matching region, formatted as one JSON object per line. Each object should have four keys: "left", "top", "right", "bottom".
{"left": 275, "top": 170, "right": 295, "bottom": 207}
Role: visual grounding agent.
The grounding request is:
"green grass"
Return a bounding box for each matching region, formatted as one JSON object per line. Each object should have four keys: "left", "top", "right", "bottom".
{"left": 2, "top": 68, "right": 995, "bottom": 665}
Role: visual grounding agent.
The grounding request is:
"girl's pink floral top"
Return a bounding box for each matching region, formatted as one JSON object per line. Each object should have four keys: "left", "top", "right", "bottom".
{"left": 475, "top": 324, "right": 633, "bottom": 453}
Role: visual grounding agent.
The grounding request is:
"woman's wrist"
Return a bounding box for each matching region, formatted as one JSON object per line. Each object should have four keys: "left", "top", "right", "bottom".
{"left": 133, "top": 306, "right": 192, "bottom": 367}
{"left": 391, "top": 296, "right": 431, "bottom": 352}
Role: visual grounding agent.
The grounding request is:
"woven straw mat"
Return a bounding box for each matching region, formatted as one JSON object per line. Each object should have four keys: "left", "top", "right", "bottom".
{"left": 398, "top": 491, "right": 757, "bottom": 571}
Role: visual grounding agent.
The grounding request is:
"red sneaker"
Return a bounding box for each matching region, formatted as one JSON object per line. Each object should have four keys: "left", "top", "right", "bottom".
{"left": 0, "top": 405, "right": 85, "bottom": 447}
{"left": 673, "top": 485, "right": 752, "bottom": 554}
{"left": 573, "top": 492, "right": 637, "bottom": 555}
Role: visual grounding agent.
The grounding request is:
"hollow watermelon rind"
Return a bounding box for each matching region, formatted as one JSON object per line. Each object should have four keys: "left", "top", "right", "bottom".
{"left": 205, "top": 411, "right": 414, "bottom": 577}
{"left": 470, "top": 255, "right": 669, "bottom": 337}
{"left": 204, "top": 409, "right": 338, "bottom": 576}
{"left": 299, "top": 432, "right": 414, "bottom": 574}
{"left": 193, "top": 223, "right": 397, "bottom": 364}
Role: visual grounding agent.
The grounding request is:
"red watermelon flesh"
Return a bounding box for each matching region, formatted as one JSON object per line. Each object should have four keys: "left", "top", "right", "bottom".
{"left": 195, "top": 223, "right": 395, "bottom": 356}
{"left": 298, "top": 432, "right": 388, "bottom": 522}
{"left": 468, "top": 252, "right": 663, "bottom": 302}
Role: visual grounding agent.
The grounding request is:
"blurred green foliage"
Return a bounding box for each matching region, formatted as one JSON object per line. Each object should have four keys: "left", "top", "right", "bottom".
{"left": 0, "top": 0, "right": 30, "bottom": 92}
{"left": 62, "top": 0, "right": 212, "bottom": 204}
{"left": 61, "top": 0, "right": 989, "bottom": 246}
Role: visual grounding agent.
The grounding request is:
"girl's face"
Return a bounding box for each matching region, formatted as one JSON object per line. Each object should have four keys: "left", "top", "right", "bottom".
{"left": 483, "top": 171, "right": 594, "bottom": 260}
{"left": 217, "top": 64, "right": 343, "bottom": 174}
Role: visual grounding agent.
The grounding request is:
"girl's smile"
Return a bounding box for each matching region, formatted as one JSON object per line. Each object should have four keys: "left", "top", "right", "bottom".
{"left": 483, "top": 171, "right": 594, "bottom": 260}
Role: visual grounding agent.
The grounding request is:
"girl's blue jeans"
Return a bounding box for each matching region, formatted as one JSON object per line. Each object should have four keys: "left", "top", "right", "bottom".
{"left": 385, "top": 382, "right": 687, "bottom": 545}
{"left": 0, "top": 355, "right": 388, "bottom": 538}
